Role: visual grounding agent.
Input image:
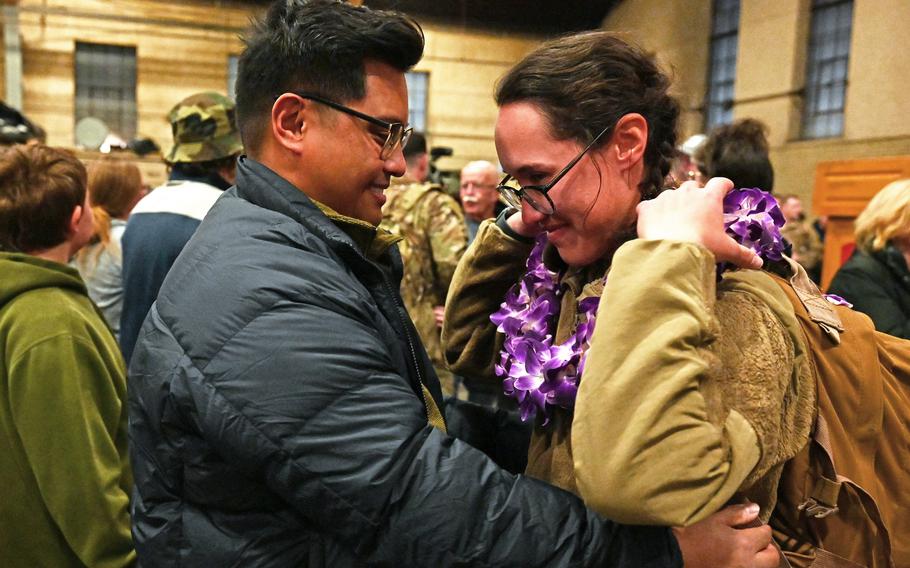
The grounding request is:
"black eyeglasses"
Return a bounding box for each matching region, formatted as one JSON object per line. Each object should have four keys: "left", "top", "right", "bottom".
{"left": 286, "top": 91, "right": 412, "bottom": 160}
{"left": 497, "top": 124, "right": 613, "bottom": 215}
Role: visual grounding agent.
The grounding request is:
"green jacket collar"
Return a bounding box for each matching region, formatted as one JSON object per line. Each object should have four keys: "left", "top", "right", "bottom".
{"left": 311, "top": 200, "right": 401, "bottom": 262}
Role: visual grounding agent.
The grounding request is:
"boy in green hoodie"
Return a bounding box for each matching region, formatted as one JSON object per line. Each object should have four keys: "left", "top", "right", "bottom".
{"left": 0, "top": 145, "right": 134, "bottom": 567}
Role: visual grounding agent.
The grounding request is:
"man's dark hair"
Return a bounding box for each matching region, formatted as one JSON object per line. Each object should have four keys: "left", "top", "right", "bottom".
{"left": 698, "top": 118, "right": 774, "bottom": 193}
{"left": 0, "top": 144, "right": 87, "bottom": 252}
{"left": 170, "top": 155, "right": 238, "bottom": 181}
{"left": 403, "top": 131, "right": 426, "bottom": 161}
{"left": 236, "top": 0, "right": 424, "bottom": 154}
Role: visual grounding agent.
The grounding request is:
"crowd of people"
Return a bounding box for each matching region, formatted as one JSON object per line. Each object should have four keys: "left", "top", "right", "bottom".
{"left": 0, "top": 0, "right": 908, "bottom": 567}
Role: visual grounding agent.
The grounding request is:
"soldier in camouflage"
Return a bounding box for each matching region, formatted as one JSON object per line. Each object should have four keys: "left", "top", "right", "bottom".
{"left": 164, "top": 92, "right": 244, "bottom": 164}
{"left": 779, "top": 194, "right": 823, "bottom": 282}
{"left": 119, "top": 92, "right": 243, "bottom": 361}
{"left": 381, "top": 133, "right": 468, "bottom": 395}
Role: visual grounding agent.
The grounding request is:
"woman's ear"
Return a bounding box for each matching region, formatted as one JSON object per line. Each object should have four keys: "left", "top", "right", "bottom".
{"left": 270, "top": 94, "right": 311, "bottom": 155}
{"left": 612, "top": 113, "right": 648, "bottom": 171}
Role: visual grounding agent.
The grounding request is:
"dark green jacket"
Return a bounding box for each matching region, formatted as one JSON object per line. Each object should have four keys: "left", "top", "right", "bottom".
{"left": 0, "top": 253, "right": 133, "bottom": 567}
{"left": 828, "top": 246, "right": 910, "bottom": 339}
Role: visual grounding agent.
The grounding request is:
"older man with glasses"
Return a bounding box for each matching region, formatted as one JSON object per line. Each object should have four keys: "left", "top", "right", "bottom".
{"left": 459, "top": 160, "right": 503, "bottom": 243}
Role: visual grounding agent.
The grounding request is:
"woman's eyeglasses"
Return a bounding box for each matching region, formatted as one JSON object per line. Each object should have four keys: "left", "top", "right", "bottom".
{"left": 497, "top": 124, "right": 613, "bottom": 216}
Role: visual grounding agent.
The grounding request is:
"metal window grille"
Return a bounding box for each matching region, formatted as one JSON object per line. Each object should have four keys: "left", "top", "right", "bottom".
{"left": 704, "top": 0, "right": 740, "bottom": 131}
{"left": 227, "top": 55, "right": 239, "bottom": 101}
{"left": 405, "top": 71, "right": 428, "bottom": 133}
{"left": 802, "top": 0, "right": 853, "bottom": 139}
{"left": 74, "top": 42, "right": 137, "bottom": 141}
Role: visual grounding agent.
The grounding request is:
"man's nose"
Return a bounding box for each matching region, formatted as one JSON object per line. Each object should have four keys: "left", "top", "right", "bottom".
{"left": 384, "top": 146, "right": 407, "bottom": 177}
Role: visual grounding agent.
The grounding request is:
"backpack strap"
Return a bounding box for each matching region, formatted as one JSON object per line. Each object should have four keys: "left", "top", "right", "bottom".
{"left": 799, "top": 415, "right": 841, "bottom": 520}
{"left": 780, "top": 257, "right": 844, "bottom": 344}
{"left": 800, "top": 415, "right": 896, "bottom": 568}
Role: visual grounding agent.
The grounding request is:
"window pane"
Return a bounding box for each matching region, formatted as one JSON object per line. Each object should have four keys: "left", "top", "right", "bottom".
{"left": 227, "top": 55, "right": 239, "bottom": 101}
{"left": 74, "top": 42, "right": 137, "bottom": 142}
{"left": 704, "top": 0, "right": 740, "bottom": 131}
{"left": 405, "top": 71, "right": 429, "bottom": 133}
{"left": 801, "top": 0, "right": 853, "bottom": 139}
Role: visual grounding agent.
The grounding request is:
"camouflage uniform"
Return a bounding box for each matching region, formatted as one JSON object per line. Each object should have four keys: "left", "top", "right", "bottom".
{"left": 165, "top": 92, "right": 243, "bottom": 164}
{"left": 781, "top": 220, "right": 823, "bottom": 276}
{"left": 381, "top": 180, "right": 468, "bottom": 395}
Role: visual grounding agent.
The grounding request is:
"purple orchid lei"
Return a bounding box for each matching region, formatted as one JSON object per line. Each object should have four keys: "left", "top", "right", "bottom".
{"left": 491, "top": 187, "right": 817, "bottom": 424}
{"left": 489, "top": 234, "right": 599, "bottom": 424}
{"left": 720, "top": 187, "right": 786, "bottom": 276}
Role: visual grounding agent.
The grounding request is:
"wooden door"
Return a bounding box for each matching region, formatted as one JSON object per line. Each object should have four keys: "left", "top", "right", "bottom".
{"left": 813, "top": 156, "right": 910, "bottom": 289}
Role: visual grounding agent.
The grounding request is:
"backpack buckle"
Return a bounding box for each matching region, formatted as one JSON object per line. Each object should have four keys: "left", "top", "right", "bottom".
{"left": 799, "top": 498, "right": 839, "bottom": 519}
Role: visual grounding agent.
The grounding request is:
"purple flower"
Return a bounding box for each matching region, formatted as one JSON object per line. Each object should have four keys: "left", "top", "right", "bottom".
{"left": 824, "top": 293, "right": 853, "bottom": 308}
{"left": 490, "top": 235, "right": 603, "bottom": 424}
{"left": 723, "top": 187, "right": 786, "bottom": 264}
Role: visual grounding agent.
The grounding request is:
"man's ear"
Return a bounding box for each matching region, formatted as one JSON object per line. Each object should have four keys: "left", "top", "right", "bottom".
{"left": 270, "top": 94, "right": 312, "bottom": 154}
{"left": 68, "top": 204, "right": 84, "bottom": 237}
{"left": 611, "top": 113, "right": 648, "bottom": 171}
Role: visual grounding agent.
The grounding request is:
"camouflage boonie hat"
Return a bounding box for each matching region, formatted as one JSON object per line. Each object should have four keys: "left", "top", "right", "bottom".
{"left": 165, "top": 92, "right": 243, "bottom": 164}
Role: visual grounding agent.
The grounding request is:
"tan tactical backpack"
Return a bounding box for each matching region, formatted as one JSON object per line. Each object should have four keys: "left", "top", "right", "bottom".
{"left": 766, "top": 265, "right": 910, "bottom": 568}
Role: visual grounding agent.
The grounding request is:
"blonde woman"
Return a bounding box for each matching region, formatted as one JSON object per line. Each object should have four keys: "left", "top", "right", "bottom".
{"left": 73, "top": 156, "right": 145, "bottom": 339}
{"left": 828, "top": 179, "right": 910, "bottom": 339}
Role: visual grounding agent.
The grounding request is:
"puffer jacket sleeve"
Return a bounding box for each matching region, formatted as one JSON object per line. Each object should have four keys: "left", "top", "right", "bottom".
{"left": 442, "top": 218, "right": 531, "bottom": 380}
{"left": 145, "top": 288, "right": 681, "bottom": 567}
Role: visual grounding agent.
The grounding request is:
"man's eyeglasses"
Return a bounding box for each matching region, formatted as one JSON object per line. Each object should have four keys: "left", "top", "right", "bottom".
{"left": 497, "top": 124, "right": 613, "bottom": 215}
{"left": 286, "top": 91, "right": 412, "bottom": 160}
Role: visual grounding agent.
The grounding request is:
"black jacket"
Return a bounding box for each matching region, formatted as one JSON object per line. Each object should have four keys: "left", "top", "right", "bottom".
{"left": 128, "top": 157, "right": 681, "bottom": 567}
{"left": 828, "top": 246, "right": 910, "bottom": 339}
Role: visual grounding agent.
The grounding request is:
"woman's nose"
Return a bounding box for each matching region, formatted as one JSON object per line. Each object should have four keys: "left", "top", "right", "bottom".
{"left": 521, "top": 202, "right": 545, "bottom": 227}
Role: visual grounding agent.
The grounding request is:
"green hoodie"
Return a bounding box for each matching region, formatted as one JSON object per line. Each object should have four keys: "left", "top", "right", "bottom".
{"left": 0, "top": 253, "right": 134, "bottom": 567}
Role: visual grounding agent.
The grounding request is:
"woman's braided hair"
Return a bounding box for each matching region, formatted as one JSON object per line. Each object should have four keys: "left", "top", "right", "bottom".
{"left": 495, "top": 32, "right": 679, "bottom": 200}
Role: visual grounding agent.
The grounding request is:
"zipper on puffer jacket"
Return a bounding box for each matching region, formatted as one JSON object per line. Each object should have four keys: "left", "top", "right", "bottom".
{"left": 380, "top": 276, "right": 432, "bottom": 415}
{"left": 332, "top": 236, "right": 433, "bottom": 418}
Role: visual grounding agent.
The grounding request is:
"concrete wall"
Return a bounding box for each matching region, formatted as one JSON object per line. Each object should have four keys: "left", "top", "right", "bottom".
{"left": 416, "top": 22, "right": 541, "bottom": 171}
{"left": 603, "top": 0, "right": 910, "bottom": 207}
{"left": 603, "top": 0, "right": 712, "bottom": 138}
{"left": 9, "top": 0, "right": 541, "bottom": 174}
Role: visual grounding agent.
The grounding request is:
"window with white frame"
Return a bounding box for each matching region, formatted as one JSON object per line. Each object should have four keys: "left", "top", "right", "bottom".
{"left": 405, "top": 71, "right": 428, "bottom": 133}
{"left": 704, "top": 0, "right": 740, "bottom": 131}
{"left": 802, "top": 0, "right": 853, "bottom": 139}
{"left": 74, "top": 42, "right": 137, "bottom": 141}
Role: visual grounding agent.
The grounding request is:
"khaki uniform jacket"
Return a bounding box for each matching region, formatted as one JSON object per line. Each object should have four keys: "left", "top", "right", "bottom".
{"left": 781, "top": 220, "right": 823, "bottom": 273}
{"left": 382, "top": 180, "right": 468, "bottom": 395}
{"left": 443, "top": 219, "right": 816, "bottom": 526}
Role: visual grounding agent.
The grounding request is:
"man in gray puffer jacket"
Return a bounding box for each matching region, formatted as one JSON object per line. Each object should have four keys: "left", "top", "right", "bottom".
{"left": 127, "top": 1, "right": 773, "bottom": 566}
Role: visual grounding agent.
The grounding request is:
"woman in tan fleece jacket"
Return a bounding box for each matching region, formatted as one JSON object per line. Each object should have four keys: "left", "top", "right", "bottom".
{"left": 444, "top": 29, "right": 910, "bottom": 568}
{"left": 442, "top": 32, "right": 818, "bottom": 565}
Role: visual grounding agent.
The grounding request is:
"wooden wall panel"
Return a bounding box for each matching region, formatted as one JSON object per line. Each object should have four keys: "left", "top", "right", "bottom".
{"left": 18, "top": 0, "right": 251, "bottom": 148}
{"left": 12, "top": 1, "right": 540, "bottom": 175}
